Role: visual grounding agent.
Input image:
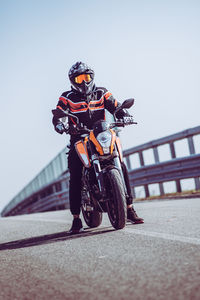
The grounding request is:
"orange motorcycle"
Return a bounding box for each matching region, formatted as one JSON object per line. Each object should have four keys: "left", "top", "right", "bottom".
{"left": 52, "top": 99, "right": 136, "bottom": 230}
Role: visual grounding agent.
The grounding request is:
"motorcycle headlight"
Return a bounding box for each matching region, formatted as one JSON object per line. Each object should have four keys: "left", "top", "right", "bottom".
{"left": 96, "top": 131, "right": 112, "bottom": 149}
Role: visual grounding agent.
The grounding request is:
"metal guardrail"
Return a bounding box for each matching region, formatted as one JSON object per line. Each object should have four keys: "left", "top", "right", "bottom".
{"left": 123, "top": 125, "right": 200, "bottom": 197}
{"left": 4, "top": 173, "right": 70, "bottom": 216}
{"left": 2, "top": 125, "right": 200, "bottom": 217}
{"left": 129, "top": 154, "right": 200, "bottom": 197}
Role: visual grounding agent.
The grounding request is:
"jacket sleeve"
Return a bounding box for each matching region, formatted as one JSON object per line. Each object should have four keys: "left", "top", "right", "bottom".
{"left": 104, "top": 90, "right": 121, "bottom": 114}
{"left": 104, "top": 90, "right": 131, "bottom": 118}
{"left": 52, "top": 94, "right": 68, "bottom": 127}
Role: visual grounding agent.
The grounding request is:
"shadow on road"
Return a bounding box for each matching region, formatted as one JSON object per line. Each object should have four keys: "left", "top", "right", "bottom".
{"left": 0, "top": 227, "right": 116, "bottom": 251}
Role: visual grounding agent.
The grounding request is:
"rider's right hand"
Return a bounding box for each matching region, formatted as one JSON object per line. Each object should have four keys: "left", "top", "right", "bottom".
{"left": 55, "top": 123, "right": 65, "bottom": 134}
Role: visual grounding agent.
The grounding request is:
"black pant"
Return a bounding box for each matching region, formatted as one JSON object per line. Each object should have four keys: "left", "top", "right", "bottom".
{"left": 68, "top": 146, "right": 133, "bottom": 215}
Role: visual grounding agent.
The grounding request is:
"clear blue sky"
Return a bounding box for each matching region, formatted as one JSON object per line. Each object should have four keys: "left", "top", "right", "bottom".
{"left": 0, "top": 0, "right": 200, "bottom": 211}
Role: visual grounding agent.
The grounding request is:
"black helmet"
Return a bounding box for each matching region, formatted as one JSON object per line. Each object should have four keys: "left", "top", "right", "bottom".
{"left": 68, "top": 61, "right": 95, "bottom": 95}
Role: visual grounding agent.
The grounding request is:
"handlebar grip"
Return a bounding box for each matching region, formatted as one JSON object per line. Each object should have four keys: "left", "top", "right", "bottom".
{"left": 123, "top": 116, "right": 137, "bottom": 125}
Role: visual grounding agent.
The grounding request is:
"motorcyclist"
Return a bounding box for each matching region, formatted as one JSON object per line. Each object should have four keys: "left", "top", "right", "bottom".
{"left": 52, "top": 61, "right": 144, "bottom": 234}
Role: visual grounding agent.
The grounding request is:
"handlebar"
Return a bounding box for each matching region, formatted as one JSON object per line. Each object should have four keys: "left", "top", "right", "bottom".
{"left": 63, "top": 117, "right": 137, "bottom": 135}
{"left": 110, "top": 117, "right": 137, "bottom": 128}
{"left": 65, "top": 117, "right": 137, "bottom": 135}
{"left": 53, "top": 109, "right": 137, "bottom": 135}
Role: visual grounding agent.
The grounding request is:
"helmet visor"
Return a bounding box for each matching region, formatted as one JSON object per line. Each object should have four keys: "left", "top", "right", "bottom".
{"left": 74, "top": 74, "right": 92, "bottom": 84}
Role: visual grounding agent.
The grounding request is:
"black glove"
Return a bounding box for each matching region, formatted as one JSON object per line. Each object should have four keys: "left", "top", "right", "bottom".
{"left": 116, "top": 108, "right": 135, "bottom": 124}
{"left": 115, "top": 108, "right": 131, "bottom": 119}
{"left": 55, "top": 123, "right": 65, "bottom": 134}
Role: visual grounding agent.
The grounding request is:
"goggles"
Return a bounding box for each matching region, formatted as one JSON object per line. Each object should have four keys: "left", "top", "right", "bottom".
{"left": 74, "top": 74, "right": 92, "bottom": 84}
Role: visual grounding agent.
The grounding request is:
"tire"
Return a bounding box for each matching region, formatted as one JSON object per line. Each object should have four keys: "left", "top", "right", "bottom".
{"left": 81, "top": 206, "right": 102, "bottom": 228}
{"left": 81, "top": 167, "right": 102, "bottom": 228}
{"left": 106, "top": 168, "right": 127, "bottom": 229}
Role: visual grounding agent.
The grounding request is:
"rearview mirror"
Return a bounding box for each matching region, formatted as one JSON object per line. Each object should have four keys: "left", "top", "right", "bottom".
{"left": 121, "top": 98, "right": 134, "bottom": 109}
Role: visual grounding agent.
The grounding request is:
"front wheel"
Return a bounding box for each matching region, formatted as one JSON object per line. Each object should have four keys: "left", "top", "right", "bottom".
{"left": 105, "top": 168, "right": 127, "bottom": 230}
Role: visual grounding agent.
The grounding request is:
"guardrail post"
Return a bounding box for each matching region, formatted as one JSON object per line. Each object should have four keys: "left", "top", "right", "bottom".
{"left": 176, "top": 180, "right": 182, "bottom": 193}
{"left": 125, "top": 155, "right": 131, "bottom": 170}
{"left": 169, "top": 142, "right": 176, "bottom": 159}
{"left": 188, "top": 136, "right": 195, "bottom": 155}
{"left": 153, "top": 147, "right": 160, "bottom": 163}
{"left": 159, "top": 183, "right": 165, "bottom": 196}
{"left": 139, "top": 151, "right": 144, "bottom": 166}
{"left": 194, "top": 177, "right": 200, "bottom": 190}
{"left": 144, "top": 185, "right": 150, "bottom": 198}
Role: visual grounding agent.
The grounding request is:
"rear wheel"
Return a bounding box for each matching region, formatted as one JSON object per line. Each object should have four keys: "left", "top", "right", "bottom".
{"left": 82, "top": 208, "right": 102, "bottom": 228}
{"left": 106, "top": 168, "right": 127, "bottom": 229}
{"left": 81, "top": 195, "right": 102, "bottom": 228}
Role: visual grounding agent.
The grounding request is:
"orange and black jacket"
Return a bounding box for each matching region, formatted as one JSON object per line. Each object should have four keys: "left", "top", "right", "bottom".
{"left": 52, "top": 86, "right": 123, "bottom": 136}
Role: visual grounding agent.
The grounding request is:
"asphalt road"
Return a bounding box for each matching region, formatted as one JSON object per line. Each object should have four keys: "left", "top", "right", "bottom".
{"left": 0, "top": 198, "right": 200, "bottom": 300}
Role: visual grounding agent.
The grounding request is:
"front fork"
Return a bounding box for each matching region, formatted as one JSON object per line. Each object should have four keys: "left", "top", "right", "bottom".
{"left": 90, "top": 144, "right": 128, "bottom": 201}
{"left": 91, "top": 153, "right": 107, "bottom": 200}
{"left": 112, "top": 146, "right": 128, "bottom": 197}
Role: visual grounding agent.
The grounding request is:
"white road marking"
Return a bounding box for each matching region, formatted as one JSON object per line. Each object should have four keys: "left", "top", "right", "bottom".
{"left": 124, "top": 228, "right": 200, "bottom": 245}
